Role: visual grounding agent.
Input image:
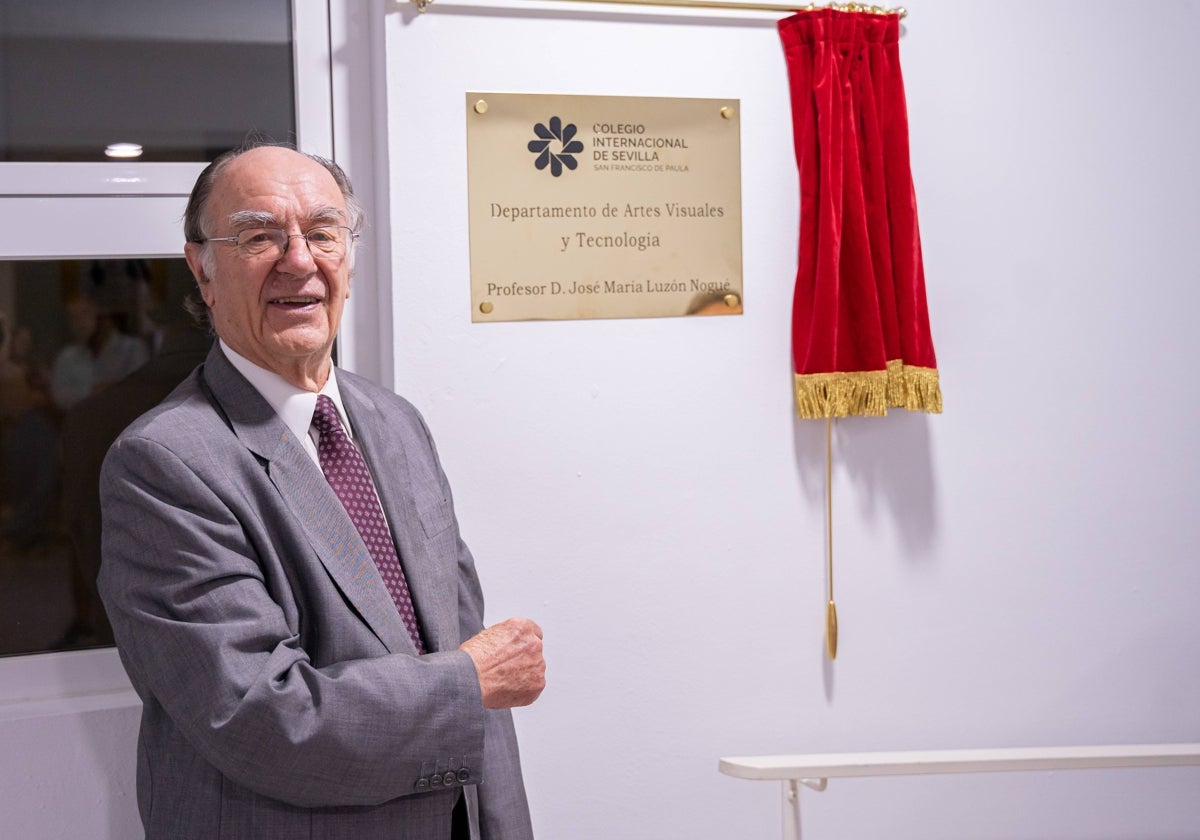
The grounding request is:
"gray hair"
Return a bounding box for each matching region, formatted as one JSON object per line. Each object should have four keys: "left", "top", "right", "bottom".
{"left": 183, "top": 142, "right": 365, "bottom": 327}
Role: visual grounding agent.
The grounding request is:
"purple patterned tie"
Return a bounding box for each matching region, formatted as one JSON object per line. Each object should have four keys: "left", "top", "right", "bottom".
{"left": 312, "top": 395, "right": 426, "bottom": 653}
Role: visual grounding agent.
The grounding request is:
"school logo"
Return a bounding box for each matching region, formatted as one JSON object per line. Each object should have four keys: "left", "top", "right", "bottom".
{"left": 527, "top": 117, "right": 584, "bottom": 177}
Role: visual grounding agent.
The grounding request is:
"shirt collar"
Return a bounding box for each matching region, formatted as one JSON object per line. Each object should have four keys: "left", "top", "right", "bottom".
{"left": 219, "top": 340, "right": 353, "bottom": 442}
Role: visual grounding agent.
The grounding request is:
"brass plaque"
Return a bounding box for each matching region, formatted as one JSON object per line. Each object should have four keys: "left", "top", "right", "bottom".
{"left": 466, "top": 92, "right": 743, "bottom": 322}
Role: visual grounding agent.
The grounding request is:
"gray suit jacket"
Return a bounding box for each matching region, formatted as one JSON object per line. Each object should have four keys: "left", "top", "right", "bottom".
{"left": 98, "top": 345, "right": 533, "bottom": 840}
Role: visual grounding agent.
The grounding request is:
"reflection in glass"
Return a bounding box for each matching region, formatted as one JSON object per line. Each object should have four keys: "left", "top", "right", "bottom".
{"left": 0, "top": 259, "right": 212, "bottom": 656}
{"left": 0, "top": 0, "right": 294, "bottom": 162}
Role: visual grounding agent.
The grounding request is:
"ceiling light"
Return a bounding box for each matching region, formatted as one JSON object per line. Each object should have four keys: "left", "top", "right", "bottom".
{"left": 105, "top": 142, "right": 144, "bottom": 159}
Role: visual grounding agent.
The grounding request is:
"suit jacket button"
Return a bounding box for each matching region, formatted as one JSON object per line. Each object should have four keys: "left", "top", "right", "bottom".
{"left": 415, "top": 778, "right": 430, "bottom": 792}
{"left": 443, "top": 771, "right": 457, "bottom": 786}
{"left": 457, "top": 768, "right": 471, "bottom": 783}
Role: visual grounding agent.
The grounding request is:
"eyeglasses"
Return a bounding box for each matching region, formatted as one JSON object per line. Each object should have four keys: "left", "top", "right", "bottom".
{"left": 198, "top": 226, "right": 358, "bottom": 261}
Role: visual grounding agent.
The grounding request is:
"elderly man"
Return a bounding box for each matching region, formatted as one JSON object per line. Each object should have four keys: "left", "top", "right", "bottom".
{"left": 98, "top": 144, "right": 544, "bottom": 840}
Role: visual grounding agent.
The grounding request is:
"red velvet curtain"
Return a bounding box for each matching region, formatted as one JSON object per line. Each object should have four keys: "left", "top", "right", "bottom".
{"left": 779, "top": 9, "right": 941, "bottom": 419}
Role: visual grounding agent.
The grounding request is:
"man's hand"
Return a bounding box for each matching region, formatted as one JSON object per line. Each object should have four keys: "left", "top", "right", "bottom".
{"left": 460, "top": 618, "right": 546, "bottom": 709}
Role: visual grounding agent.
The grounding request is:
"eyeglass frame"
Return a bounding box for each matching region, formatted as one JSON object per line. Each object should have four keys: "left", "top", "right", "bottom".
{"left": 191, "top": 225, "right": 360, "bottom": 260}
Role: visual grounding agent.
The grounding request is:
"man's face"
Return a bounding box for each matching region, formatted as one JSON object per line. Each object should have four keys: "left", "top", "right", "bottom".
{"left": 185, "top": 147, "right": 352, "bottom": 389}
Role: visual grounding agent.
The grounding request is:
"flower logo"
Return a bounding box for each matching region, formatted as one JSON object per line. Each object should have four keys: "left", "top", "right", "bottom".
{"left": 528, "top": 116, "right": 584, "bottom": 177}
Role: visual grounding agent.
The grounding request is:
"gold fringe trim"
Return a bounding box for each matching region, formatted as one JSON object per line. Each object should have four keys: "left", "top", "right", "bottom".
{"left": 794, "top": 369, "right": 889, "bottom": 419}
{"left": 896, "top": 362, "right": 943, "bottom": 414}
{"left": 795, "top": 361, "right": 942, "bottom": 419}
{"left": 885, "top": 359, "right": 907, "bottom": 407}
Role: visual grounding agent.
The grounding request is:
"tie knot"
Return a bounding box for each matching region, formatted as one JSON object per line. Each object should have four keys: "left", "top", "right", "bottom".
{"left": 312, "top": 394, "right": 343, "bottom": 437}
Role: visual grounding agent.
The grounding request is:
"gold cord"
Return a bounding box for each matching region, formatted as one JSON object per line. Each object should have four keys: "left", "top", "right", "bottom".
{"left": 825, "top": 417, "right": 838, "bottom": 659}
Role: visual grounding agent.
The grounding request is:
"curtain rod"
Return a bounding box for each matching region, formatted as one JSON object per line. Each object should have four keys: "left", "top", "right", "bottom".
{"left": 413, "top": 0, "right": 907, "bottom": 17}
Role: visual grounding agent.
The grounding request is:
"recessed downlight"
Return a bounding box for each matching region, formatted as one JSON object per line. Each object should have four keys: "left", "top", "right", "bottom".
{"left": 105, "top": 142, "right": 144, "bottom": 159}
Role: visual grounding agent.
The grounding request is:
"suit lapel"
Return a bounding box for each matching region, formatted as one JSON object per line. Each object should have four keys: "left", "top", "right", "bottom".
{"left": 200, "top": 345, "right": 413, "bottom": 655}
{"left": 340, "top": 378, "right": 457, "bottom": 654}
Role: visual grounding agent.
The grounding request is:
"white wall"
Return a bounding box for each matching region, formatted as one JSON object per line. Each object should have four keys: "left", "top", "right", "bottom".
{"left": 0, "top": 653, "right": 142, "bottom": 838}
{"left": 2, "top": 2, "right": 1197, "bottom": 838}
{"left": 384, "top": 1, "right": 1200, "bottom": 837}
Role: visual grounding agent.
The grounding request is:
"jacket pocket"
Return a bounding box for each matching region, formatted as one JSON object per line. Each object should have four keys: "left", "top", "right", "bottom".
{"left": 416, "top": 497, "right": 454, "bottom": 539}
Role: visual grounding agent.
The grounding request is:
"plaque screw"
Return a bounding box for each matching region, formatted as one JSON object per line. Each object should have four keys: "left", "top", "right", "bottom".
{"left": 474, "top": 99, "right": 489, "bottom": 115}
{"left": 724, "top": 294, "right": 740, "bottom": 308}
{"left": 479, "top": 301, "right": 494, "bottom": 314}
{"left": 720, "top": 106, "right": 735, "bottom": 120}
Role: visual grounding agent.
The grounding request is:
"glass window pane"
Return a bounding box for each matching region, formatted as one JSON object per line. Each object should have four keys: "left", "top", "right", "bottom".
{"left": 0, "top": 258, "right": 212, "bottom": 656}
{"left": 0, "top": 1, "right": 294, "bottom": 162}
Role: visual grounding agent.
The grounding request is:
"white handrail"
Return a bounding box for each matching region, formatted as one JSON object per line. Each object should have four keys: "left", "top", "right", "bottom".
{"left": 719, "top": 744, "right": 1200, "bottom": 840}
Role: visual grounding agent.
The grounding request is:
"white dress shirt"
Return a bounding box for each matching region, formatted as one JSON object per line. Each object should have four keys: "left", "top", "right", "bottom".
{"left": 219, "top": 340, "right": 354, "bottom": 467}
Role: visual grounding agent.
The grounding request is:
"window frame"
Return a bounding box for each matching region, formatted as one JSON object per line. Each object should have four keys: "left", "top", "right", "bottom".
{"left": 0, "top": 0, "right": 336, "bottom": 706}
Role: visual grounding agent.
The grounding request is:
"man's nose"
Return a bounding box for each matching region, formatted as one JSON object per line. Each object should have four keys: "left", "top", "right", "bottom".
{"left": 276, "top": 232, "right": 317, "bottom": 273}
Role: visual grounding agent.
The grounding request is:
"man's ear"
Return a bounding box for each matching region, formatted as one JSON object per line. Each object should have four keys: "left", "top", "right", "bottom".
{"left": 183, "top": 242, "right": 216, "bottom": 306}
